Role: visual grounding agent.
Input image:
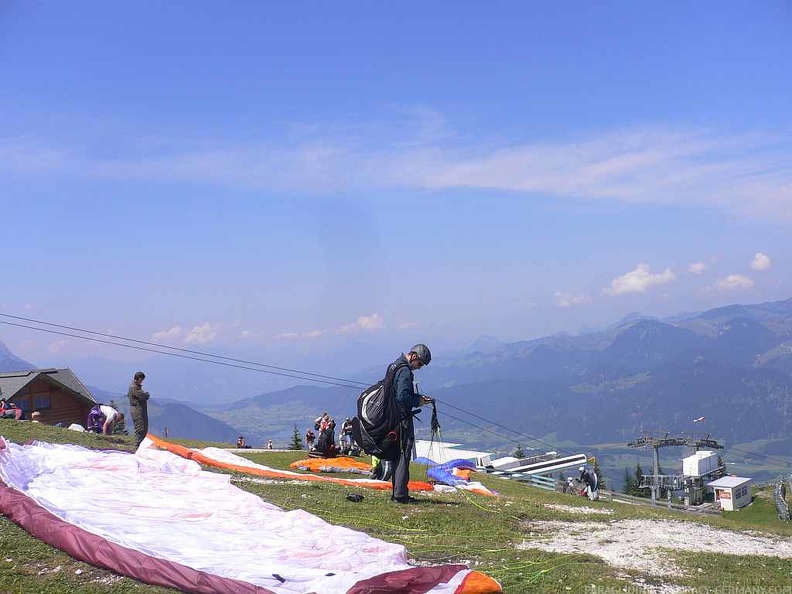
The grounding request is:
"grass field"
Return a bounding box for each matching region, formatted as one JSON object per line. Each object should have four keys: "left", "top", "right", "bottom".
{"left": 1, "top": 420, "right": 791, "bottom": 593}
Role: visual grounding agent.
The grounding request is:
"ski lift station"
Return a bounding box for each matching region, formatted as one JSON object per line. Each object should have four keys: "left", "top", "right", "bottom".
{"left": 682, "top": 451, "right": 753, "bottom": 510}
{"left": 627, "top": 432, "right": 754, "bottom": 509}
{"left": 707, "top": 476, "right": 752, "bottom": 511}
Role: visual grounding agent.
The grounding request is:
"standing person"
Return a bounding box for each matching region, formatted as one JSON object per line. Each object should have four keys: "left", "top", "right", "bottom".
{"left": 579, "top": 466, "right": 599, "bottom": 501}
{"left": 390, "top": 343, "right": 433, "bottom": 504}
{"left": 314, "top": 411, "right": 329, "bottom": 431}
{"left": 305, "top": 427, "right": 315, "bottom": 450}
{"left": 341, "top": 417, "right": 354, "bottom": 454}
{"left": 127, "top": 371, "right": 150, "bottom": 448}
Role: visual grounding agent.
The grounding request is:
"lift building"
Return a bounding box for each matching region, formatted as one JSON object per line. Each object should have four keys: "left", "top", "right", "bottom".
{"left": 707, "top": 476, "right": 752, "bottom": 511}
{"left": 628, "top": 431, "right": 727, "bottom": 506}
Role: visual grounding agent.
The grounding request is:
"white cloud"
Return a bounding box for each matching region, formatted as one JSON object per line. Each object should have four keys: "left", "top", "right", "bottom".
{"left": 47, "top": 339, "right": 68, "bottom": 354}
{"left": 687, "top": 262, "right": 707, "bottom": 275}
{"left": 716, "top": 274, "right": 754, "bottom": 290}
{"left": 338, "top": 313, "right": 384, "bottom": 334}
{"left": 750, "top": 252, "right": 771, "bottom": 271}
{"left": 274, "top": 332, "right": 301, "bottom": 341}
{"left": 357, "top": 314, "right": 383, "bottom": 330}
{"left": 555, "top": 292, "right": 592, "bottom": 307}
{"left": 397, "top": 321, "right": 418, "bottom": 330}
{"left": 274, "top": 329, "right": 326, "bottom": 341}
{"left": 303, "top": 330, "right": 327, "bottom": 339}
{"left": 184, "top": 322, "right": 219, "bottom": 345}
{"left": 152, "top": 326, "right": 184, "bottom": 342}
{"left": 604, "top": 264, "right": 676, "bottom": 296}
{"left": 4, "top": 122, "right": 792, "bottom": 219}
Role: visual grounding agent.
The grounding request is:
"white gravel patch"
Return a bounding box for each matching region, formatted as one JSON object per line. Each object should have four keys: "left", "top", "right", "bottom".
{"left": 520, "top": 518, "right": 792, "bottom": 593}
{"left": 230, "top": 476, "right": 310, "bottom": 486}
{"left": 542, "top": 503, "right": 615, "bottom": 515}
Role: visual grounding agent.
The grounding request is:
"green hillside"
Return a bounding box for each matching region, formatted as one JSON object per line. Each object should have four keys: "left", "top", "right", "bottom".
{"left": 1, "top": 422, "right": 791, "bottom": 593}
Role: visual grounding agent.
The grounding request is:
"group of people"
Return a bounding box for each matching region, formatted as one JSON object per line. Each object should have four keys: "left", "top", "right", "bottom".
{"left": 563, "top": 466, "right": 600, "bottom": 501}
{"left": 309, "top": 411, "right": 338, "bottom": 456}
{"left": 0, "top": 398, "right": 23, "bottom": 420}
{"left": 85, "top": 371, "right": 150, "bottom": 449}
{"left": 10, "top": 344, "right": 436, "bottom": 507}
{"left": 305, "top": 414, "right": 358, "bottom": 457}
{"left": 305, "top": 344, "right": 434, "bottom": 505}
{"left": 1, "top": 371, "right": 150, "bottom": 448}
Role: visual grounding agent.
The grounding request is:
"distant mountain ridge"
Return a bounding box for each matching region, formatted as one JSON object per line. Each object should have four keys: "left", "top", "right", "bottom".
{"left": 210, "top": 297, "right": 792, "bottom": 449}
{"left": 416, "top": 297, "right": 792, "bottom": 445}
{"left": 2, "top": 298, "right": 792, "bottom": 448}
{"left": 0, "top": 340, "right": 35, "bottom": 373}
{"left": 87, "top": 385, "right": 244, "bottom": 444}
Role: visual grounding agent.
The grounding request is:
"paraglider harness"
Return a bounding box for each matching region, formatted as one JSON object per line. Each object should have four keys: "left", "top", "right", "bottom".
{"left": 351, "top": 360, "right": 431, "bottom": 461}
{"left": 87, "top": 404, "right": 107, "bottom": 433}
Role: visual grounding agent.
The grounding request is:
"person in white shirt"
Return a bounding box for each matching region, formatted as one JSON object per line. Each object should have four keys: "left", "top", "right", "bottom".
{"left": 98, "top": 404, "right": 124, "bottom": 435}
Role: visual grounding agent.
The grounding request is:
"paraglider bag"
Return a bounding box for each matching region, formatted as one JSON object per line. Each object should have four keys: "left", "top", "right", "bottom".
{"left": 351, "top": 361, "right": 408, "bottom": 461}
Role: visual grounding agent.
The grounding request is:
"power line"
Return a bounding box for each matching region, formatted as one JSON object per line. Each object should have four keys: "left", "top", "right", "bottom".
{"left": 13, "top": 311, "right": 776, "bottom": 482}
{"left": 724, "top": 446, "right": 792, "bottom": 470}
{"left": 0, "top": 313, "right": 368, "bottom": 388}
{"left": 0, "top": 315, "right": 640, "bottom": 484}
{"left": 434, "top": 398, "right": 576, "bottom": 457}
{"left": 595, "top": 441, "right": 792, "bottom": 475}
{"left": 0, "top": 312, "right": 574, "bottom": 453}
{"left": 417, "top": 406, "right": 549, "bottom": 452}
{"left": 0, "top": 319, "right": 363, "bottom": 389}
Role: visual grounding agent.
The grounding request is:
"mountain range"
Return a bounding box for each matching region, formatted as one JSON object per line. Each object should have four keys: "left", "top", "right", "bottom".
{"left": 2, "top": 298, "right": 792, "bottom": 453}
{"left": 198, "top": 297, "right": 792, "bottom": 450}
{"left": 421, "top": 298, "right": 792, "bottom": 446}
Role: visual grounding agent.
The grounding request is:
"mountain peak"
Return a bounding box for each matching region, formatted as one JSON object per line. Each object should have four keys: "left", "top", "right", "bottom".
{"left": 606, "top": 312, "right": 659, "bottom": 331}
{"left": 465, "top": 335, "right": 505, "bottom": 354}
{"left": 0, "top": 340, "right": 36, "bottom": 373}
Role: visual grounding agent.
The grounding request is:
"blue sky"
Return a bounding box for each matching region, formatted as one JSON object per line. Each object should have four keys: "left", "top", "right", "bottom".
{"left": 1, "top": 1, "right": 791, "bottom": 390}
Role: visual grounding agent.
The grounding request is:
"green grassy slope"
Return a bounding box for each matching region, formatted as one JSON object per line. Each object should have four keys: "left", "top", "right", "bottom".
{"left": 1, "top": 421, "right": 791, "bottom": 593}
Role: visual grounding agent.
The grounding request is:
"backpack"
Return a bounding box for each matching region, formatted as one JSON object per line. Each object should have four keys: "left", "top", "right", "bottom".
{"left": 351, "top": 360, "right": 409, "bottom": 461}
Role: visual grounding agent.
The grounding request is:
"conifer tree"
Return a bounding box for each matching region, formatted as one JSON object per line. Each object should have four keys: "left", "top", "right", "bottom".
{"left": 632, "top": 462, "right": 645, "bottom": 497}
{"left": 289, "top": 425, "right": 303, "bottom": 450}
{"left": 513, "top": 444, "right": 525, "bottom": 459}
{"left": 592, "top": 458, "right": 606, "bottom": 489}
{"left": 622, "top": 466, "right": 635, "bottom": 495}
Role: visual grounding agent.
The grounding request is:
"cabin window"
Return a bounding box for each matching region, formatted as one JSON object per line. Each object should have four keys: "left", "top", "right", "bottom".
{"left": 34, "top": 393, "right": 51, "bottom": 410}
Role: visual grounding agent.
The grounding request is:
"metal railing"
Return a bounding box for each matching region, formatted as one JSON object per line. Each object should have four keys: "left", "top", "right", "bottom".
{"left": 483, "top": 469, "right": 558, "bottom": 491}
{"left": 774, "top": 475, "right": 790, "bottom": 521}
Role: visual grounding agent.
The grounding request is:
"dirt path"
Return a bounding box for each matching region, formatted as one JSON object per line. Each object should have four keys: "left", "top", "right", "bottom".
{"left": 520, "top": 517, "right": 792, "bottom": 593}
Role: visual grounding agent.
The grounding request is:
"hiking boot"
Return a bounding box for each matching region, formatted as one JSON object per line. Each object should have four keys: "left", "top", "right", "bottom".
{"left": 391, "top": 495, "right": 419, "bottom": 504}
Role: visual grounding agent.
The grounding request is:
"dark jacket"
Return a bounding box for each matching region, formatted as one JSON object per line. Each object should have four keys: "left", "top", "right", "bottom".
{"left": 392, "top": 354, "right": 420, "bottom": 410}
{"left": 580, "top": 469, "right": 598, "bottom": 490}
{"left": 127, "top": 382, "right": 150, "bottom": 415}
